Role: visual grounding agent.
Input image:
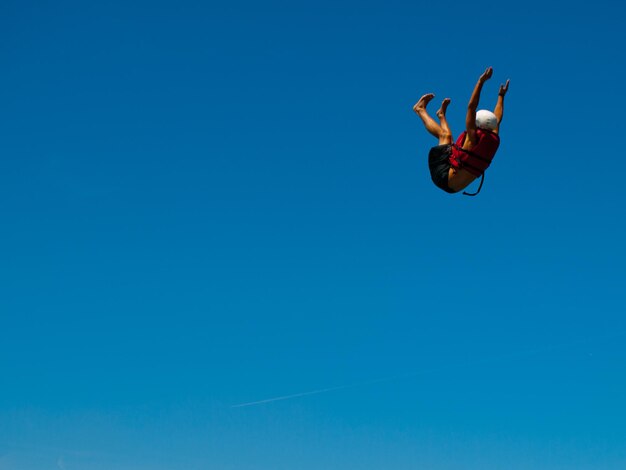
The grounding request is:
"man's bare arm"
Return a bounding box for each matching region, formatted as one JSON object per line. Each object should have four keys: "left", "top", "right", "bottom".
{"left": 493, "top": 79, "right": 510, "bottom": 134}
{"left": 466, "top": 67, "right": 493, "bottom": 140}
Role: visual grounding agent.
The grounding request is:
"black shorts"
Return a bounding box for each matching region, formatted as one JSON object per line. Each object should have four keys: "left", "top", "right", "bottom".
{"left": 428, "top": 145, "right": 456, "bottom": 193}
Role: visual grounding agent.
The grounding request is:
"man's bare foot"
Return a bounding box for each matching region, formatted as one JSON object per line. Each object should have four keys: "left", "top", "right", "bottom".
{"left": 413, "top": 93, "right": 435, "bottom": 114}
{"left": 436, "top": 98, "right": 451, "bottom": 118}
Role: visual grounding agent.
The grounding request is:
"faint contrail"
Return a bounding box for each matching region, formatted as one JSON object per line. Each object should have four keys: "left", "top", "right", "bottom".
{"left": 231, "top": 330, "right": 626, "bottom": 408}
{"left": 231, "top": 374, "right": 411, "bottom": 408}
{"left": 231, "top": 385, "right": 353, "bottom": 408}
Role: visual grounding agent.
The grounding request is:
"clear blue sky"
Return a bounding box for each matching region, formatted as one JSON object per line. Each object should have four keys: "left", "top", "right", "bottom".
{"left": 2, "top": 0, "right": 625, "bottom": 469}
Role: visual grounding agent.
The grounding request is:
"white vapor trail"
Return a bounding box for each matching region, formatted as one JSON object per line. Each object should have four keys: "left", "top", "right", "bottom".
{"left": 231, "top": 385, "right": 352, "bottom": 408}
{"left": 231, "top": 375, "right": 410, "bottom": 408}
{"left": 231, "top": 330, "right": 626, "bottom": 409}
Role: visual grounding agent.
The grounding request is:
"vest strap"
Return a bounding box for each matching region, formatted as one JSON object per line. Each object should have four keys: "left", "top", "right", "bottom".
{"left": 452, "top": 144, "right": 492, "bottom": 163}
{"left": 463, "top": 173, "right": 485, "bottom": 197}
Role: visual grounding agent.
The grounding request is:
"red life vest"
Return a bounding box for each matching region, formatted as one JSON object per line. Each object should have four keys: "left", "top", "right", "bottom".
{"left": 450, "top": 129, "right": 500, "bottom": 177}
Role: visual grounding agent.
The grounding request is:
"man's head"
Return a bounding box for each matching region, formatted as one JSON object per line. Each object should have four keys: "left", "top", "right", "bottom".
{"left": 476, "top": 110, "right": 498, "bottom": 131}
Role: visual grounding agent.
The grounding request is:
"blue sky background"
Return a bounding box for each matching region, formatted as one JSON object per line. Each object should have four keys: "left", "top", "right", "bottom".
{"left": 1, "top": 0, "right": 625, "bottom": 469}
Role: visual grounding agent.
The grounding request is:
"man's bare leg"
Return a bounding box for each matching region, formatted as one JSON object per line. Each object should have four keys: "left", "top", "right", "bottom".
{"left": 413, "top": 94, "right": 444, "bottom": 140}
{"left": 436, "top": 98, "right": 452, "bottom": 145}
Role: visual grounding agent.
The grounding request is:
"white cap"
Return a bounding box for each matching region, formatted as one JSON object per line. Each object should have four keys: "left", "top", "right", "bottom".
{"left": 476, "top": 110, "right": 498, "bottom": 131}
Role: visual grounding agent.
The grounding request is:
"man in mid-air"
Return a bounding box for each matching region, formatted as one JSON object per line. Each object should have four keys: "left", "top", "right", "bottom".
{"left": 413, "top": 67, "right": 510, "bottom": 195}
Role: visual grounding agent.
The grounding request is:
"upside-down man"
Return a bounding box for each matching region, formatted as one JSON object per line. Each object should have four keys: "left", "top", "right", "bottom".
{"left": 413, "top": 67, "right": 510, "bottom": 195}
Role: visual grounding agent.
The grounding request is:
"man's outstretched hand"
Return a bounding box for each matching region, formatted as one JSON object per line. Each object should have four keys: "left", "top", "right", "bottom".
{"left": 479, "top": 67, "right": 493, "bottom": 83}
{"left": 499, "top": 79, "right": 510, "bottom": 96}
